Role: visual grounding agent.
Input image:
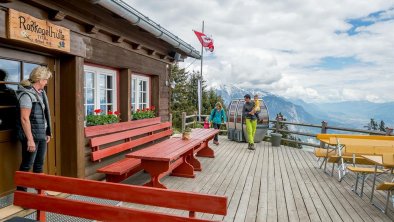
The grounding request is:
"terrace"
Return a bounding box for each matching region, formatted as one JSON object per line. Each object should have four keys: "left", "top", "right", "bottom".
{"left": 2, "top": 137, "right": 393, "bottom": 222}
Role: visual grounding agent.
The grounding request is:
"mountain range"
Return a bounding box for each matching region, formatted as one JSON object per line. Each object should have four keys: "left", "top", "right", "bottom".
{"left": 215, "top": 84, "right": 394, "bottom": 130}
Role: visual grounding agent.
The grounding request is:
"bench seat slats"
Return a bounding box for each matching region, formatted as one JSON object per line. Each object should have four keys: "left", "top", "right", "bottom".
{"left": 346, "top": 166, "right": 384, "bottom": 173}
{"left": 97, "top": 158, "right": 141, "bottom": 175}
{"left": 14, "top": 192, "right": 214, "bottom": 222}
{"left": 92, "top": 129, "right": 173, "bottom": 161}
{"left": 377, "top": 182, "right": 394, "bottom": 190}
{"left": 14, "top": 172, "right": 227, "bottom": 216}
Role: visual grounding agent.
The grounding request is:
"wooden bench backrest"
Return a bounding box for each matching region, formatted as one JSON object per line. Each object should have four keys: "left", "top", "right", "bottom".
{"left": 88, "top": 121, "right": 172, "bottom": 161}
{"left": 84, "top": 117, "right": 161, "bottom": 137}
{"left": 14, "top": 172, "right": 227, "bottom": 221}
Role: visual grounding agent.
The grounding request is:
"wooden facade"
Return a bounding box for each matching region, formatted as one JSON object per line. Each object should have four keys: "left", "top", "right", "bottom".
{"left": 0, "top": 0, "right": 197, "bottom": 197}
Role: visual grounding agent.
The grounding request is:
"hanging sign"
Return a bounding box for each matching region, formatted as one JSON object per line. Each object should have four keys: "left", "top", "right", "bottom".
{"left": 8, "top": 9, "right": 70, "bottom": 52}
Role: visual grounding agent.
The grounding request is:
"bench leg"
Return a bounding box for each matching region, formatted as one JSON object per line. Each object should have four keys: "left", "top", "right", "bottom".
{"left": 171, "top": 153, "right": 195, "bottom": 178}
{"left": 37, "top": 189, "right": 46, "bottom": 222}
{"left": 141, "top": 160, "right": 169, "bottom": 189}
{"left": 196, "top": 141, "right": 215, "bottom": 158}
{"left": 187, "top": 154, "right": 202, "bottom": 171}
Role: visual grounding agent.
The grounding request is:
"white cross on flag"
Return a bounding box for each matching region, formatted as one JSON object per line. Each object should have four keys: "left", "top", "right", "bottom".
{"left": 193, "top": 30, "right": 214, "bottom": 52}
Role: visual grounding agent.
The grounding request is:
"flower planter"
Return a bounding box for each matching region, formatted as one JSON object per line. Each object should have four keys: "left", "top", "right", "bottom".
{"left": 182, "top": 132, "right": 191, "bottom": 140}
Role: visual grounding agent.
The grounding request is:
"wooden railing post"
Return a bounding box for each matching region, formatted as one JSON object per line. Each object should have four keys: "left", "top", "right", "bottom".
{"left": 385, "top": 127, "right": 393, "bottom": 136}
{"left": 181, "top": 112, "right": 186, "bottom": 132}
{"left": 275, "top": 119, "right": 280, "bottom": 133}
{"left": 169, "top": 114, "right": 173, "bottom": 127}
{"left": 193, "top": 111, "right": 197, "bottom": 128}
{"left": 320, "top": 121, "right": 327, "bottom": 147}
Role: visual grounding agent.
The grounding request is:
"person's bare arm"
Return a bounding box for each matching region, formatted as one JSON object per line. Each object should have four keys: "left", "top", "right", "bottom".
{"left": 20, "top": 108, "right": 35, "bottom": 152}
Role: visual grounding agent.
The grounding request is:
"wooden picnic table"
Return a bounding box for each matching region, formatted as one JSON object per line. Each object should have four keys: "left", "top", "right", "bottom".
{"left": 126, "top": 128, "right": 219, "bottom": 189}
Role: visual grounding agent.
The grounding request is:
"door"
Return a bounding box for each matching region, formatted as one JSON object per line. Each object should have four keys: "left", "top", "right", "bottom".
{"left": 0, "top": 46, "right": 57, "bottom": 198}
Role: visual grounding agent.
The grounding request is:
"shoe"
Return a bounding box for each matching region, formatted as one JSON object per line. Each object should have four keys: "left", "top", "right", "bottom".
{"left": 248, "top": 143, "right": 255, "bottom": 150}
{"left": 247, "top": 143, "right": 252, "bottom": 149}
{"left": 213, "top": 141, "right": 218, "bottom": 145}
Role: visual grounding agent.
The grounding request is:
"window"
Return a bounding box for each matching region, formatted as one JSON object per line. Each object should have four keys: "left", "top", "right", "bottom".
{"left": 0, "top": 58, "right": 41, "bottom": 130}
{"left": 131, "top": 75, "right": 150, "bottom": 111}
{"left": 83, "top": 65, "right": 117, "bottom": 116}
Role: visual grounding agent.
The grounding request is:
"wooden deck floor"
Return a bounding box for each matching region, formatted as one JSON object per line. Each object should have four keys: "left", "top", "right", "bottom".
{"left": 123, "top": 136, "right": 394, "bottom": 222}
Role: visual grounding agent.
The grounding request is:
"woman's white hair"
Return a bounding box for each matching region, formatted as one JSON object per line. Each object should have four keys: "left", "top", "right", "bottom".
{"left": 20, "top": 66, "right": 52, "bottom": 87}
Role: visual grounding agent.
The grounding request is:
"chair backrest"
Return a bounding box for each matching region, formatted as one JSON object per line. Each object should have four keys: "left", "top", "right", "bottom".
{"left": 14, "top": 172, "right": 227, "bottom": 222}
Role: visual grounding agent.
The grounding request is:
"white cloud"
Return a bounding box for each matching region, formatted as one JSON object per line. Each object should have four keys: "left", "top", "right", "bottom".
{"left": 125, "top": 0, "right": 394, "bottom": 102}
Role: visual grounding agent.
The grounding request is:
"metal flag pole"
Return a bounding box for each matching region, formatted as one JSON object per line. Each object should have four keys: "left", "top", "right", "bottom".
{"left": 198, "top": 21, "right": 204, "bottom": 122}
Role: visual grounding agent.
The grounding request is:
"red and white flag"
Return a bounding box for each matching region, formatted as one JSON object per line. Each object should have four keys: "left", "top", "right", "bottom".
{"left": 193, "top": 30, "right": 214, "bottom": 52}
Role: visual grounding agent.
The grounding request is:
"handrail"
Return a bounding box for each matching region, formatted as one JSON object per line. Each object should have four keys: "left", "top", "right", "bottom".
{"left": 181, "top": 112, "right": 393, "bottom": 147}
{"left": 268, "top": 120, "right": 393, "bottom": 148}
{"left": 181, "top": 112, "right": 227, "bottom": 133}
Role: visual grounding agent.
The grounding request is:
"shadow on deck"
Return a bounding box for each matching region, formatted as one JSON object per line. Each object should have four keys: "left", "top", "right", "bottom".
{"left": 122, "top": 136, "right": 394, "bottom": 222}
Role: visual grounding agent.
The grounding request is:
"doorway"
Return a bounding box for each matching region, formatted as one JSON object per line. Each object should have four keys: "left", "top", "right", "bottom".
{"left": 0, "top": 46, "right": 58, "bottom": 197}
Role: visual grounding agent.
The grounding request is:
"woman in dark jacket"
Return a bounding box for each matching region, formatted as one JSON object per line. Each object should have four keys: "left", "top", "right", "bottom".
{"left": 16, "top": 66, "right": 52, "bottom": 191}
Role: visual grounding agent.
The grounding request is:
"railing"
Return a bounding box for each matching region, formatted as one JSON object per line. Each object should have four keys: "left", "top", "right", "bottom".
{"left": 268, "top": 120, "right": 394, "bottom": 148}
{"left": 181, "top": 112, "right": 227, "bottom": 133}
{"left": 181, "top": 112, "right": 393, "bottom": 148}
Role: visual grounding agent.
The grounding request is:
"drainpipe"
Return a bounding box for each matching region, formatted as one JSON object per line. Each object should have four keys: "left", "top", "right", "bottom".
{"left": 95, "top": 0, "right": 201, "bottom": 59}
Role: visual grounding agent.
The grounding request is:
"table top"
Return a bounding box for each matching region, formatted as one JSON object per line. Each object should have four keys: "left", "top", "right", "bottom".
{"left": 126, "top": 128, "right": 219, "bottom": 162}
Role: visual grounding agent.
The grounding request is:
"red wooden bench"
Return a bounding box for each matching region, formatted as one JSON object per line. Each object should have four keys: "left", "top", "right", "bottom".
{"left": 84, "top": 117, "right": 173, "bottom": 182}
{"left": 127, "top": 128, "right": 219, "bottom": 189}
{"left": 12, "top": 171, "right": 227, "bottom": 222}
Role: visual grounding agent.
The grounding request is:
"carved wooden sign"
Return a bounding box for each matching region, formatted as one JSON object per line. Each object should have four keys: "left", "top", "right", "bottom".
{"left": 8, "top": 9, "right": 70, "bottom": 52}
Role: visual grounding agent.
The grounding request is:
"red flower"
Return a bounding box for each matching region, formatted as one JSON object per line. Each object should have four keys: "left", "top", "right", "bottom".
{"left": 146, "top": 108, "right": 150, "bottom": 111}
{"left": 108, "top": 110, "right": 113, "bottom": 115}
{"left": 94, "top": 109, "right": 101, "bottom": 114}
{"left": 114, "top": 111, "right": 120, "bottom": 115}
{"left": 136, "top": 109, "right": 140, "bottom": 112}
{"left": 142, "top": 108, "right": 146, "bottom": 112}
{"left": 151, "top": 106, "right": 155, "bottom": 111}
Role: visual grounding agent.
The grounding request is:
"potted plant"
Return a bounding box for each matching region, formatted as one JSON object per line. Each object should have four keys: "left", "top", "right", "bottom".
{"left": 132, "top": 106, "right": 156, "bottom": 120}
{"left": 182, "top": 127, "right": 192, "bottom": 140}
{"left": 86, "top": 109, "right": 120, "bottom": 126}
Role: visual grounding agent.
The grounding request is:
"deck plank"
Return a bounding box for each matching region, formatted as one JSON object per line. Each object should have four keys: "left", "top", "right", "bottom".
{"left": 276, "top": 145, "right": 302, "bottom": 222}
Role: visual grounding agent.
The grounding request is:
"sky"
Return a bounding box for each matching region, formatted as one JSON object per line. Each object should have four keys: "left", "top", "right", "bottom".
{"left": 125, "top": 0, "right": 394, "bottom": 103}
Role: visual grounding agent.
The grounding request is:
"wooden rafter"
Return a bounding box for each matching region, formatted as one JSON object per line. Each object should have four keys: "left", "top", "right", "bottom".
{"left": 49, "top": 10, "right": 66, "bottom": 21}
{"left": 85, "top": 24, "right": 100, "bottom": 34}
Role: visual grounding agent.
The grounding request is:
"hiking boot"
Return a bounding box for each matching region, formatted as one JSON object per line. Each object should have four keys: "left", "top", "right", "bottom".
{"left": 248, "top": 143, "right": 255, "bottom": 150}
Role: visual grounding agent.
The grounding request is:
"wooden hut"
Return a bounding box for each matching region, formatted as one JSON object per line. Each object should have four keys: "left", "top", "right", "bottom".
{"left": 0, "top": 0, "right": 199, "bottom": 201}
